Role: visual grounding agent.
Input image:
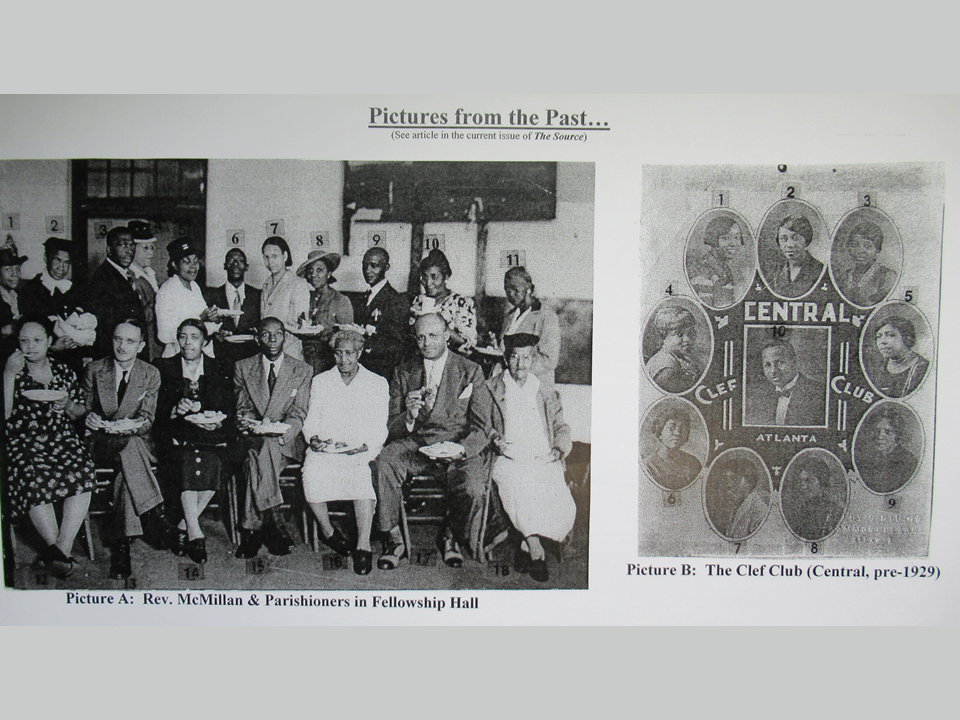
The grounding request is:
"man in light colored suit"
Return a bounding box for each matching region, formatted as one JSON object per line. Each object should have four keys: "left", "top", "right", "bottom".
{"left": 373, "top": 313, "right": 498, "bottom": 570}
{"left": 233, "top": 316, "right": 313, "bottom": 558}
{"left": 82, "top": 317, "right": 173, "bottom": 578}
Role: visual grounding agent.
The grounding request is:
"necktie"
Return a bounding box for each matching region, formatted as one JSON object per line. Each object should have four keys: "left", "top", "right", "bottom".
{"left": 230, "top": 288, "right": 240, "bottom": 327}
{"left": 117, "top": 371, "right": 129, "bottom": 403}
{"left": 268, "top": 363, "right": 277, "bottom": 394}
{"left": 126, "top": 271, "right": 138, "bottom": 290}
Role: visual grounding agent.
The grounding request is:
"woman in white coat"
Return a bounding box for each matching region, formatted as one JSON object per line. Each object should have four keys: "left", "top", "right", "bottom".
{"left": 301, "top": 327, "right": 389, "bottom": 575}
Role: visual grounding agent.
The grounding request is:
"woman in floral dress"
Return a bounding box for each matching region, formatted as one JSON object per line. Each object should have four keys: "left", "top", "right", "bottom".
{"left": 3, "top": 315, "right": 96, "bottom": 577}
{"left": 409, "top": 249, "right": 477, "bottom": 353}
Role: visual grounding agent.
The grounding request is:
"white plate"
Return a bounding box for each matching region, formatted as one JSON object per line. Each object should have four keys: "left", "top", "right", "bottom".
{"left": 21, "top": 389, "right": 68, "bottom": 402}
{"left": 473, "top": 346, "right": 503, "bottom": 357}
{"left": 419, "top": 441, "right": 465, "bottom": 459}
{"left": 217, "top": 309, "right": 243, "bottom": 317}
{"left": 102, "top": 418, "right": 142, "bottom": 434}
{"left": 225, "top": 334, "right": 256, "bottom": 343}
{"left": 253, "top": 421, "right": 290, "bottom": 436}
{"left": 185, "top": 411, "right": 227, "bottom": 425}
{"left": 293, "top": 325, "right": 325, "bottom": 336}
{"left": 322, "top": 442, "right": 358, "bottom": 454}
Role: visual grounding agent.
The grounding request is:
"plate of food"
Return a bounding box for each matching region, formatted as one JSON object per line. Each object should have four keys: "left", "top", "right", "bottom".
{"left": 102, "top": 418, "right": 142, "bottom": 434}
{"left": 252, "top": 421, "right": 290, "bottom": 436}
{"left": 322, "top": 440, "right": 358, "bottom": 454}
{"left": 21, "top": 389, "right": 68, "bottom": 402}
{"left": 473, "top": 346, "right": 503, "bottom": 357}
{"left": 185, "top": 411, "right": 227, "bottom": 425}
{"left": 419, "top": 441, "right": 465, "bottom": 459}
{"left": 225, "top": 334, "right": 256, "bottom": 343}
{"left": 217, "top": 308, "right": 243, "bottom": 317}
{"left": 294, "top": 324, "right": 325, "bottom": 336}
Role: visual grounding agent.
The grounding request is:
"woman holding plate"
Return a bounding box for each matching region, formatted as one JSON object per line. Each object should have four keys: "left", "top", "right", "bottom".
{"left": 2, "top": 315, "right": 96, "bottom": 578}
{"left": 155, "top": 318, "right": 234, "bottom": 563}
{"left": 295, "top": 250, "right": 354, "bottom": 375}
{"left": 301, "top": 328, "right": 388, "bottom": 575}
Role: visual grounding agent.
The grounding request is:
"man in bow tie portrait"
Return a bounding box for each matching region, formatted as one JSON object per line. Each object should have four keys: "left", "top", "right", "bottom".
{"left": 744, "top": 334, "right": 827, "bottom": 427}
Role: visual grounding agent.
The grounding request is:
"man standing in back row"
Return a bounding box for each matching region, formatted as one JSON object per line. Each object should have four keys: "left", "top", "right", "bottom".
{"left": 85, "top": 226, "right": 147, "bottom": 360}
{"left": 354, "top": 247, "right": 409, "bottom": 380}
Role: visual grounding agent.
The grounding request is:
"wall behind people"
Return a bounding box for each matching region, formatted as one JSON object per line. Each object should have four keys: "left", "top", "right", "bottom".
{"left": 205, "top": 160, "right": 344, "bottom": 288}
{"left": 0, "top": 160, "right": 71, "bottom": 280}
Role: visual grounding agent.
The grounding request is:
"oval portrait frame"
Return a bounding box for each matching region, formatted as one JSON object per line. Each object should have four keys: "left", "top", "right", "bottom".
{"left": 756, "top": 198, "right": 829, "bottom": 301}
{"left": 779, "top": 448, "right": 849, "bottom": 544}
{"left": 640, "top": 395, "right": 709, "bottom": 492}
{"left": 641, "top": 295, "right": 714, "bottom": 396}
{"left": 683, "top": 207, "right": 758, "bottom": 311}
{"left": 859, "top": 300, "right": 936, "bottom": 401}
{"left": 828, "top": 206, "right": 903, "bottom": 309}
{"left": 852, "top": 400, "right": 925, "bottom": 496}
{"left": 701, "top": 447, "right": 773, "bottom": 543}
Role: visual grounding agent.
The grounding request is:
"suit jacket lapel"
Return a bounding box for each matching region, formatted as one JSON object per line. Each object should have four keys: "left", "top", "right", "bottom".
{"left": 97, "top": 361, "right": 119, "bottom": 418}
{"left": 247, "top": 359, "right": 270, "bottom": 418}
{"left": 117, "top": 361, "right": 144, "bottom": 418}
{"left": 428, "top": 353, "right": 460, "bottom": 420}
{"left": 265, "top": 355, "right": 294, "bottom": 419}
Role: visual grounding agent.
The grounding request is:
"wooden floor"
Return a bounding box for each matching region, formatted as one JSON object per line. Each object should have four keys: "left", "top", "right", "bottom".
{"left": 5, "top": 505, "right": 589, "bottom": 592}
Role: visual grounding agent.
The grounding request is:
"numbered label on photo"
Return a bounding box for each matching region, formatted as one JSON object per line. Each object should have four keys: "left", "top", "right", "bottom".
{"left": 368, "top": 230, "right": 386, "bottom": 248}
{"left": 488, "top": 562, "right": 512, "bottom": 577}
{"left": 94, "top": 221, "right": 112, "bottom": 239}
{"left": 423, "top": 233, "right": 445, "bottom": 255}
{"left": 500, "top": 249, "right": 526, "bottom": 268}
{"left": 859, "top": 190, "right": 879, "bottom": 208}
{"left": 228, "top": 229, "right": 245, "bottom": 247}
{"left": 178, "top": 563, "right": 205, "bottom": 581}
{"left": 321, "top": 553, "right": 348, "bottom": 572}
{"left": 265, "top": 219, "right": 285, "bottom": 237}
{"left": 882, "top": 495, "right": 902, "bottom": 513}
{"left": 411, "top": 549, "right": 438, "bottom": 567}
{"left": 311, "top": 230, "right": 329, "bottom": 248}
{"left": 903, "top": 286, "right": 918, "bottom": 303}
{"left": 4, "top": 212, "right": 20, "bottom": 231}
{"left": 245, "top": 557, "right": 269, "bottom": 575}
{"left": 713, "top": 190, "right": 731, "bottom": 207}
{"left": 662, "top": 490, "right": 682, "bottom": 508}
{"left": 45, "top": 216, "right": 65, "bottom": 235}
{"left": 781, "top": 183, "right": 801, "bottom": 200}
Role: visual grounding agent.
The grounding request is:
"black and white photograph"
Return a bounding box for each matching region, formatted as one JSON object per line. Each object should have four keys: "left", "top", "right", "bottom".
{"left": 757, "top": 199, "right": 829, "bottom": 300}
{"left": 703, "top": 448, "right": 772, "bottom": 542}
{"left": 640, "top": 162, "right": 941, "bottom": 558}
{"left": 829, "top": 207, "right": 902, "bottom": 309}
{"left": 860, "top": 301, "right": 934, "bottom": 400}
{"left": 779, "top": 449, "right": 848, "bottom": 543}
{"left": 742, "top": 326, "right": 830, "bottom": 428}
{"left": 684, "top": 208, "right": 756, "bottom": 310}
{"left": 641, "top": 296, "right": 711, "bottom": 395}
{"left": 853, "top": 401, "right": 923, "bottom": 495}
{"left": 0, "top": 159, "right": 594, "bottom": 591}
{"left": 640, "top": 396, "right": 708, "bottom": 492}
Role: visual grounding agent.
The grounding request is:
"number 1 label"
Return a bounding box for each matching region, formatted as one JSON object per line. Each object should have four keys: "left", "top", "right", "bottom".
{"left": 4, "top": 212, "right": 20, "bottom": 231}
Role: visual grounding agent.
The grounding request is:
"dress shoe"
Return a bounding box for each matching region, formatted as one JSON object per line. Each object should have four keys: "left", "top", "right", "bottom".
{"left": 263, "top": 523, "right": 294, "bottom": 556}
{"left": 235, "top": 530, "right": 262, "bottom": 559}
{"left": 171, "top": 530, "right": 188, "bottom": 557}
{"left": 513, "top": 545, "right": 531, "bottom": 574}
{"left": 110, "top": 538, "right": 132, "bottom": 579}
{"left": 320, "top": 527, "right": 353, "bottom": 557}
{"left": 141, "top": 508, "right": 174, "bottom": 550}
{"left": 529, "top": 558, "right": 549, "bottom": 583}
{"left": 352, "top": 549, "right": 373, "bottom": 576}
{"left": 439, "top": 535, "right": 464, "bottom": 568}
{"left": 187, "top": 538, "right": 207, "bottom": 564}
{"left": 33, "top": 545, "right": 75, "bottom": 580}
{"left": 376, "top": 541, "right": 407, "bottom": 570}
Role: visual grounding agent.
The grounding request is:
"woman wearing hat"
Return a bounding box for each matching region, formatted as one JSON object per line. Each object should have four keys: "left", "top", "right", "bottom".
{"left": 126, "top": 220, "right": 162, "bottom": 360}
{"left": 0, "top": 243, "right": 29, "bottom": 361}
{"left": 155, "top": 238, "right": 221, "bottom": 358}
{"left": 260, "top": 236, "right": 311, "bottom": 361}
{"left": 295, "top": 250, "right": 354, "bottom": 374}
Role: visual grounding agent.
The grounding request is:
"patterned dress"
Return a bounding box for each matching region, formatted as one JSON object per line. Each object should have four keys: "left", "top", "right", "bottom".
{"left": 410, "top": 291, "right": 477, "bottom": 349}
{"left": 5, "top": 360, "right": 96, "bottom": 520}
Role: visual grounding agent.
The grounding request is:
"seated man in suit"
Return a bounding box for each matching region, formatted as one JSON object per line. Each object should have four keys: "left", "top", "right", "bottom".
{"left": 373, "top": 313, "right": 497, "bottom": 570}
{"left": 746, "top": 338, "right": 826, "bottom": 427}
{"left": 84, "top": 226, "right": 147, "bottom": 360}
{"left": 233, "top": 316, "right": 313, "bottom": 559}
{"left": 82, "top": 318, "right": 175, "bottom": 578}
{"left": 355, "top": 247, "right": 410, "bottom": 380}
{"left": 206, "top": 248, "right": 262, "bottom": 368}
